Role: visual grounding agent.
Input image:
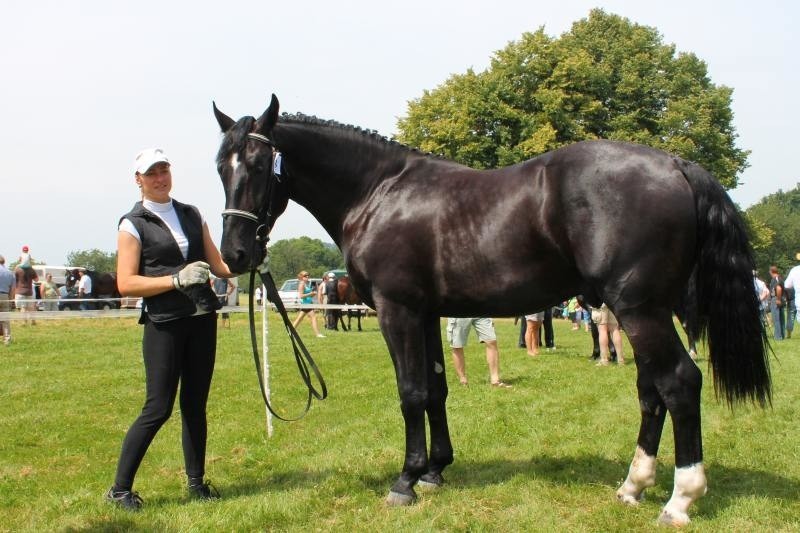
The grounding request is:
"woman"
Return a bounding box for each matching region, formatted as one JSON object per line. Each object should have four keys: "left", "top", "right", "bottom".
{"left": 524, "top": 311, "right": 544, "bottom": 357}
{"left": 105, "top": 148, "right": 235, "bottom": 511}
{"left": 291, "top": 271, "right": 324, "bottom": 338}
{"left": 40, "top": 273, "right": 59, "bottom": 311}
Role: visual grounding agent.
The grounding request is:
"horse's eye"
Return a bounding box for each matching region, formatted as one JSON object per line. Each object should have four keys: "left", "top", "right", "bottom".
{"left": 254, "top": 165, "right": 265, "bottom": 174}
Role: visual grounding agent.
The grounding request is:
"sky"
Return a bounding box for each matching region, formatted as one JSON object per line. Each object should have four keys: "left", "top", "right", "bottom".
{"left": 1, "top": 1, "right": 798, "bottom": 266}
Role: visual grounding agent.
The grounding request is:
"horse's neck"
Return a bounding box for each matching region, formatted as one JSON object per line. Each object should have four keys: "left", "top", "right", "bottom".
{"left": 276, "top": 122, "right": 409, "bottom": 241}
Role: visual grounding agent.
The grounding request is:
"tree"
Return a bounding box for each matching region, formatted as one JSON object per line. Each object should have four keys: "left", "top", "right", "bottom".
{"left": 397, "top": 9, "right": 749, "bottom": 189}
{"left": 265, "top": 237, "right": 344, "bottom": 284}
{"left": 66, "top": 248, "right": 117, "bottom": 272}
{"left": 745, "top": 185, "right": 800, "bottom": 274}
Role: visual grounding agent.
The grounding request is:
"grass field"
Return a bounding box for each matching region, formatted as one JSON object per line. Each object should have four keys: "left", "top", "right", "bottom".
{"left": 0, "top": 313, "right": 798, "bottom": 532}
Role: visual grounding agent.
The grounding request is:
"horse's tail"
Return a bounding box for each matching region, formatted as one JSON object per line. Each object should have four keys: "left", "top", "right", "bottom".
{"left": 680, "top": 158, "right": 771, "bottom": 406}
{"left": 674, "top": 267, "right": 700, "bottom": 343}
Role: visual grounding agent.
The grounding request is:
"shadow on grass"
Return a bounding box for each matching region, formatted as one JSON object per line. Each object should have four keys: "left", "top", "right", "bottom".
{"left": 71, "top": 455, "right": 798, "bottom": 531}
{"left": 208, "top": 453, "right": 800, "bottom": 508}
{"left": 359, "top": 454, "right": 800, "bottom": 511}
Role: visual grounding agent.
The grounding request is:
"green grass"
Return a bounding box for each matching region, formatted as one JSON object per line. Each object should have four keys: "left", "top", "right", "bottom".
{"left": 0, "top": 314, "right": 798, "bottom": 532}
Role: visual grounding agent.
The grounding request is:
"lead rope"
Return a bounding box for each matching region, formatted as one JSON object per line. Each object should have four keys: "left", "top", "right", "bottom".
{"left": 247, "top": 258, "right": 327, "bottom": 422}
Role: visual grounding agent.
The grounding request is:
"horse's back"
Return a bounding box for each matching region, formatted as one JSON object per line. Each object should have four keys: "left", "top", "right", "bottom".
{"left": 345, "top": 140, "right": 698, "bottom": 316}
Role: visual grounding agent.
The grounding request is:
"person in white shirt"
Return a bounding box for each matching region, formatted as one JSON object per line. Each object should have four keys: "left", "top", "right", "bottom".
{"left": 753, "top": 271, "right": 770, "bottom": 327}
{"left": 77, "top": 270, "right": 93, "bottom": 310}
{"left": 782, "top": 254, "right": 800, "bottom": 337}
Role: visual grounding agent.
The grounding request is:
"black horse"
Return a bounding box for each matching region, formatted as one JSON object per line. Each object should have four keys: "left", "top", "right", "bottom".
{"left": 212, "top": 96, "right": 770, "bottom": 526}
{"left": 65, "top": 269, "right": 120, "bottom": 309}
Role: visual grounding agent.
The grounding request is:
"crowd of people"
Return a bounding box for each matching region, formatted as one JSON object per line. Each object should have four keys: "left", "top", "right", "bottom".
{"left": 0, "top": 246, "right": 42, "bottom": 344}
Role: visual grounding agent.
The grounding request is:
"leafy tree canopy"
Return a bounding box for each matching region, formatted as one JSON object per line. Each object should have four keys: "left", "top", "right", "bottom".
{"left": 397, "top": 9, "right": 749, "bottom": 189}
{"left": 745, "top": 185, "right": 800, "bottom": 274}
{"left": 265, "top": 237, "right": 345, "bottom": 285}
{"left": 66, "top": 248, "right": 117, "bottom": 272}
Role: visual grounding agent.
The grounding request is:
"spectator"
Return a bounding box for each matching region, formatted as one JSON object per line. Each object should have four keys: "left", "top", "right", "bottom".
{"left": 77, "top": 270, "right": 93, "bottom": 311}
{"left": 254, "top": 285, "right": 263, "bottom": 306}
{"left": 567, "top": 297, "right": 579, "bottom": 329}
{"left": 784, "top": 253, "right": 800, "bottom": 338}
{"left": 578, "top": 302, "right": 591, "bottom": 332}
{"left": 769, "top": 265, "right": 786, "bottom": 340}
{"left": 18, "top": 245, "right": 32, "bottom": 269}
{"left": 524, "top": 311, "right": 544, "bottom": 357}
{"left": 541, "top": 307, "right": 556, "bottom": 351}
{"left": 0, "top": 255, "right": 14, "bottom": 345}
{"left": 592, "top": 303, "right": 625, "bottom": 366}
{"left": 753, "top": 271, "right": 770, "bottom": 327}
{"left": 212, "top": 276, "right": 235, "bottom": 328}
{"left": 447, "top": 317, "right": 510, "bottom": 387}
{"left": 517, "top": 308, "right": 556, "bottom": 352}
{"left": 40, "top": 273, "right": 59, "bottom": 311}
{"left": 321, "top": 272, "right": 339, "bottom": 330}
{"left": 13, "top": 263, "right": 38, "bottom": 325}
{"left": 291, "top": 271, "right": 324, "bottom": 337}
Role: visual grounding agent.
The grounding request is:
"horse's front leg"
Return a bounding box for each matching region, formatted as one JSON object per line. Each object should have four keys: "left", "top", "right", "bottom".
{"left": 377, "top": 301, "right": 431, "bottom": 506}
{"left": 418, "top": 314, "right": 453, "bottom": 488}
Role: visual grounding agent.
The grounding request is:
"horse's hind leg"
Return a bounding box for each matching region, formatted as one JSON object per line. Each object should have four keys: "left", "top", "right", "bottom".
{"left": 418, "top": 314, "right": 453, "bottom": 488}
{"left": 618, "top": 310, "right": 706, "bottom": 526}
{"left": 616, "top": 362, "right": 665, "bottom": 504}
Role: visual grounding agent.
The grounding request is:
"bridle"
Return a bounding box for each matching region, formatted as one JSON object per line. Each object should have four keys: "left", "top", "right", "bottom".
{"left": 221, "top": 132, "right": 283, "bottom": 247}
{"left": 221, "top": 130, "right": 327, "bottom": 421}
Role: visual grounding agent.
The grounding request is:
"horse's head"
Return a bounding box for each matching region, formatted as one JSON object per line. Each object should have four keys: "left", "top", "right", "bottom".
{"left": 65, "top": 269, "right": 80, "bottom": 288}
{"left": 213, "top": 94, "right": 290, "bottom": 274}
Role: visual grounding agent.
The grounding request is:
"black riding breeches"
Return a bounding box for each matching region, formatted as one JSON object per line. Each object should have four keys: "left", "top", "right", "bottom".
{"left": 113, "top": 312, "right": 217, "bottom": 490}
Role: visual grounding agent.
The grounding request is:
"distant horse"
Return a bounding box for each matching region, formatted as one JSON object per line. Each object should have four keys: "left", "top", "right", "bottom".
{"left": 212, "top": 95, "right": 770, "bottom": 525}
{"left": 336, "top": 275, "right": 364, "bottom": 331}
{"left": 66, "top": 269, "right": 120, "bottom": 308}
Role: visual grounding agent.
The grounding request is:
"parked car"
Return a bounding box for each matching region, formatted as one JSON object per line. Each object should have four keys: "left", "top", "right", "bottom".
{"left": 277, "top": 277, "right": 322, "bottom": 308}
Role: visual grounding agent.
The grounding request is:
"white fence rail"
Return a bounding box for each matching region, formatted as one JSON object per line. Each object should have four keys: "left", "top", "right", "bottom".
{"left": 0, "top": 301, "right": 372, "bottom": 321}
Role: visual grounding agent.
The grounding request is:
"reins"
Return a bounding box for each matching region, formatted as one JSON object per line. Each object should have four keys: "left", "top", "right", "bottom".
{"left": 248, "top": 265, "right": 327, "bottom": 421}
{"left": 223, "top": 131, "right": 327, "bottom": 421}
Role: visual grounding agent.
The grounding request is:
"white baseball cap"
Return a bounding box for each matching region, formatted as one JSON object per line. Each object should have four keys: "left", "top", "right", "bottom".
{"left": 134, "top": 148, "right": 170, "bottom": 174}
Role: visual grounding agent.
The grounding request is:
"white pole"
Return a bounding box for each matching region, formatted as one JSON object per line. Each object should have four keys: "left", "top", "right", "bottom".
{"left": 262, "top": 283, "right": 273, "bottom": 437}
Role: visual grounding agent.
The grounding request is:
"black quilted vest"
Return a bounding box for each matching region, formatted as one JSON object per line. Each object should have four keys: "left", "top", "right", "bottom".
{"left": 121, "top": 199, "right": 221, "bottom": 323}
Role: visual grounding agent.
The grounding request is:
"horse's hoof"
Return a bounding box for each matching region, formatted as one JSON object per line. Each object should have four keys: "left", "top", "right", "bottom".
{"left": 657, "top": 508, "right": 690, "bottom": 527}
{"left": 616, "top": 488, "right": 643, "bottom": 506}
{"left": 386, "top": 490, "right": 416, "bottom": 506}
{"left": 417, "top": 472, "right": 444, "bottom": 490}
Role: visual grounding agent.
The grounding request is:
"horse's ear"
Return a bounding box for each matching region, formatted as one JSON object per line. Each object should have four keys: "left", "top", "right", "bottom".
{"left": 213, "top": 101, "right": 236, "bottom": 132}
{"left": 255, "top": 94, "right": 280, "bottom": 134}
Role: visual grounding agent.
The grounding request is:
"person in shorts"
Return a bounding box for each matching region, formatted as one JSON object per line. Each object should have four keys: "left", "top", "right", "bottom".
{"left": 446, "top": 317, "right": 510, "bottom": 387}
{"left": 591, "top": 303, "right": 625, "bottom": 366}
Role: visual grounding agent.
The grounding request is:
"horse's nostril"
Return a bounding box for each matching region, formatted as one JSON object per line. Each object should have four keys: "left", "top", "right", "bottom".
{"left": 235, "top": 250, "right": 247, "bottom": 266}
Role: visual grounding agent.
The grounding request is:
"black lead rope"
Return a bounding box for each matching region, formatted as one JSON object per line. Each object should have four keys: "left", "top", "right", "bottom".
{"left": 229, "top": 130, "right": 325, "bottom": 420}
{"left": 247, "top": 268, "right": 327, "bottom": 422}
